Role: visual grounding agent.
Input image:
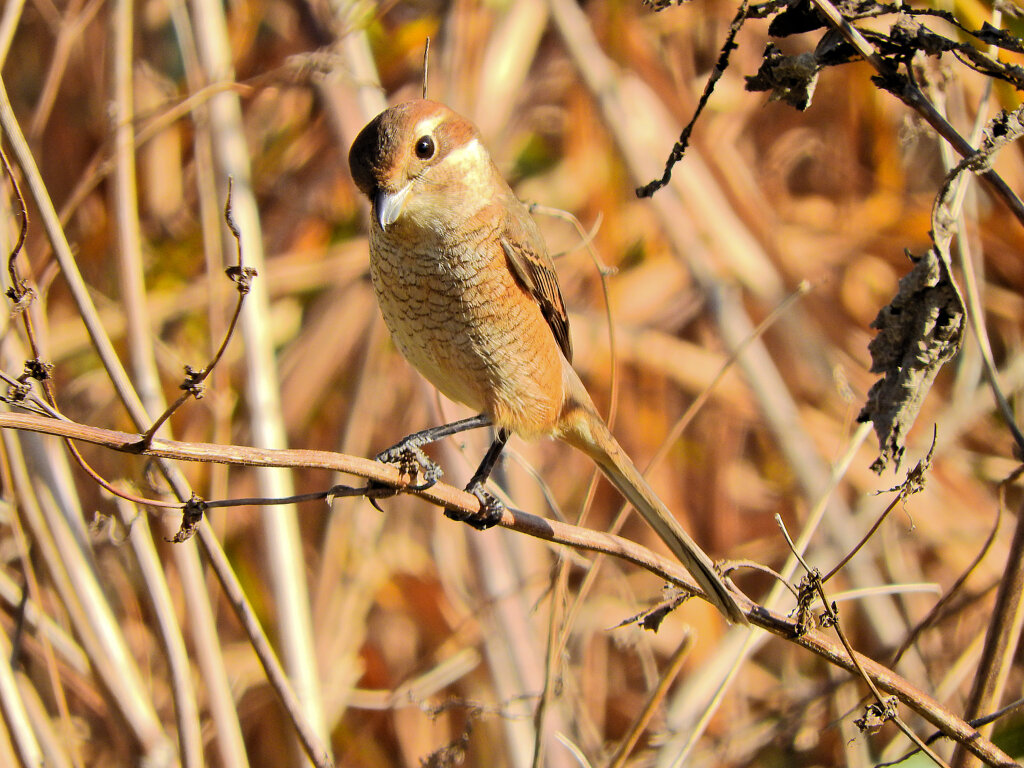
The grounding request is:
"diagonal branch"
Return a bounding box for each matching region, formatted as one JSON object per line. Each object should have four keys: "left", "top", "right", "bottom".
{"left": 806, "top": 0, "right": 1024, "bottom": 226}
{"left": 0, "top": 409, "right": 1017, "bottom": 767}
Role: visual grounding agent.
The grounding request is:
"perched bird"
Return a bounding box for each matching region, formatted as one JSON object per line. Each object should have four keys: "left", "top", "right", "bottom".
{"left": 349, "top": 99, "right": 747, "bottom": 624}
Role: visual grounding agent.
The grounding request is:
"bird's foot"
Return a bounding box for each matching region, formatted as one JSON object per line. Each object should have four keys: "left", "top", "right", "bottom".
{"left": 445, "top": 482, "right": 504, "bottom": 530}
{"left": 374, "top": 441, "right": 443, "bottom": 491}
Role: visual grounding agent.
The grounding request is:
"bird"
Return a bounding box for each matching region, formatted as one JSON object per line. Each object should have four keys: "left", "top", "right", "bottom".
{"left": 348, "top": 98, "right": 747, "bottom": 625}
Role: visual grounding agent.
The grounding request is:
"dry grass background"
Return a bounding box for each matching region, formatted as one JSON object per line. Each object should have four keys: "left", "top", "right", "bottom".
{"left": 0, "top": 0, "right": 1022, "bottom": 766}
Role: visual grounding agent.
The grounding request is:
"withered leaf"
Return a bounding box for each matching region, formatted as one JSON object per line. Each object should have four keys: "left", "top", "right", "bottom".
{"left": 858, "top": 106, "right": 1024, "bottom": 473}
{"left": 745, "top": 43, "right": 822, "bottom": 110}
{"left": 857, "top": 249, "right": 964, "bottom": 473}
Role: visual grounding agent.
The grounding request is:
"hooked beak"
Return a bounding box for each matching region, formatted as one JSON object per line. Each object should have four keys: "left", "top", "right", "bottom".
{"left": 374, "top": 183, "right": 412, "bottom": 230}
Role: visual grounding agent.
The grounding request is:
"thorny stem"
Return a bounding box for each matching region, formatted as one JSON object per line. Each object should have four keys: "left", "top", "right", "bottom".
{"left": 0, "top": 140, "right": 181, "bottom": 512}
{"left": 822, "top": 432, "right": 935, "bottom": 584}
{"left": 635, "top": 0, "right": 750, "bottom": 198}
{"left": 1, "top": 146, "right": 47, "bottom": 386}
{"left": 888, "top": 472, "right": 1008, "bottom": 668}
{"left": 137, "top": 178, "right": 254, "bottom": 448}
{"left": 0, "top": 72, "right": 331, "bottom": 767}
{"left": 0, "top": 408, "right": 1015, "bottom": 763}
{"left": 203, "top": 484, "right": 377, "bottom": 510}
{"left": 1, "top": 146, "right": 27, "bottom": 297}
{"left": 776, "top": 515, "right": 952, "bottom": 767}
{"left": 0, "top": 156, "right": 229, "bottom": 512}
{"left": 639, "top": 0, "right": 1024, "bottom": 223}
{"left": 806, "top": 0, "right": 1024, "bottom": 225}
{"left": 880, "top": 697, "right": 1024, "bottom": 768}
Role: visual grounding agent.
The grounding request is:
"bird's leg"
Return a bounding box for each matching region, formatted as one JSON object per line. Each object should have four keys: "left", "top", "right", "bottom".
{"left": 375, "top": 413, "right": 492, "bottom": 491}
{"left": 445, "top": 428, "right": 510, "bottom": 530}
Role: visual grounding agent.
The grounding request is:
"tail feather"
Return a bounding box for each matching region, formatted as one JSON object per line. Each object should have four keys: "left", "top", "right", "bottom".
{"left": 557, "top": 376, "right": 748, "bottom": 624}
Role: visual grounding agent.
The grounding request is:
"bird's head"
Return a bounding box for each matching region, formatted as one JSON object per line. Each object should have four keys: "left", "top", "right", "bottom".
{"left": 348, "top": 99, "right": 495, "bottom": 232}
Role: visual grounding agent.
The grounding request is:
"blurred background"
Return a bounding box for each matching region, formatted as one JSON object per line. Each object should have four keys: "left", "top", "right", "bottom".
{"left": 0, "top": 0, "right": 1022, "bottom": 765}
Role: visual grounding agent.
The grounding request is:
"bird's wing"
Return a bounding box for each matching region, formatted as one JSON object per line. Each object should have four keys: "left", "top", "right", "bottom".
{"left": 500, "top": 206, "right": 573, "bottom": 363}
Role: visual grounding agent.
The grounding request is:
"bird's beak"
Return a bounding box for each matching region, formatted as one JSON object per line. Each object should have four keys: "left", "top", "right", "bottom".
{"left": 375, "top": 183, "right": 412, "bottom": 230}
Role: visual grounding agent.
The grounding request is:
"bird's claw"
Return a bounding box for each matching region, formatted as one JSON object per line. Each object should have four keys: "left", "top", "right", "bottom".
{"left": 364, "top": 482, "right": 398, "bottom": 513}
{"left": 374, "top": 443, "right": 443, "bottom": 491}
{"left": 445, "top": 483, "right": 504, "bottom": 530}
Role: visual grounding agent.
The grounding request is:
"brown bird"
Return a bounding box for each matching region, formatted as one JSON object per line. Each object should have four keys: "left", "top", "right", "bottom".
{"left": 349, "top": 99, "right": 747, "bottom": 624}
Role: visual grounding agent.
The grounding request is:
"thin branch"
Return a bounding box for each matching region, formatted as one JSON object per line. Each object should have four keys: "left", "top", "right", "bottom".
{"left": 136, "top": 178, "right": 255, "bottom": 448}
{"left": 0, "top": 409, "right": 1016, "bottom": 765}
{"left": 422, "top": 37, "right": 430, "bottom": 99}
{"left": 193, "top": 522, "right": 332, "bottom": 768}
{"left": 881, "top": 696, "right": 1024, "bottom": 768}
{"left": 822, "top": 432, "right": 936, "bottom": 584}
{"left": 776, "top": 515, "right": 951, "bottom": 767}
{"left": 607, "top": 628, "right": 694, "bottom": 768}
{"left": 889, "top": 469, "right": 1012, "bottom": 669}
{"left": 953, "top": 484, "right": 1024, "bottom": 767}
{"left": 806, "top": 0, "right": 1024, "bottom": 226}
{"left": 636, "top": 0, "right": 751, "bottom": 197}
{"left": 0, "top": 70, "right": 331, "bottom": 768}
{"left": 0, "top": 142, "right": 180, "bottom": 513}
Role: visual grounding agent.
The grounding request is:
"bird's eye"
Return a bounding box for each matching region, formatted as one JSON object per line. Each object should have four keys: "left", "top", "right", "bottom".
{"left": 414, "top": 135, "right": 435, "bottom": 159}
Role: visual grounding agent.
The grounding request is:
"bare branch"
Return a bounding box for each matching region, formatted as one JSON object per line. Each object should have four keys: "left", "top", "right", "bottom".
{"left": 0, "top": 409, "right": 1016, "bottom": 766}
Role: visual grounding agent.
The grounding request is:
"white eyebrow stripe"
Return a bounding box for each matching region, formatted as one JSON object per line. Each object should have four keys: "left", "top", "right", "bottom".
{"left": 412, "top": 114, "right": 446, "bottom": 138}
{"left": 443, "top": 137, "right": 484, "bottom": 164}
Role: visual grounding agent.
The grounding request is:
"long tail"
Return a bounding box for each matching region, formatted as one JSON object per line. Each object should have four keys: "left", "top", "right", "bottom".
{"left": 557, "top": 374, "right": 748, "bottom": 625}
